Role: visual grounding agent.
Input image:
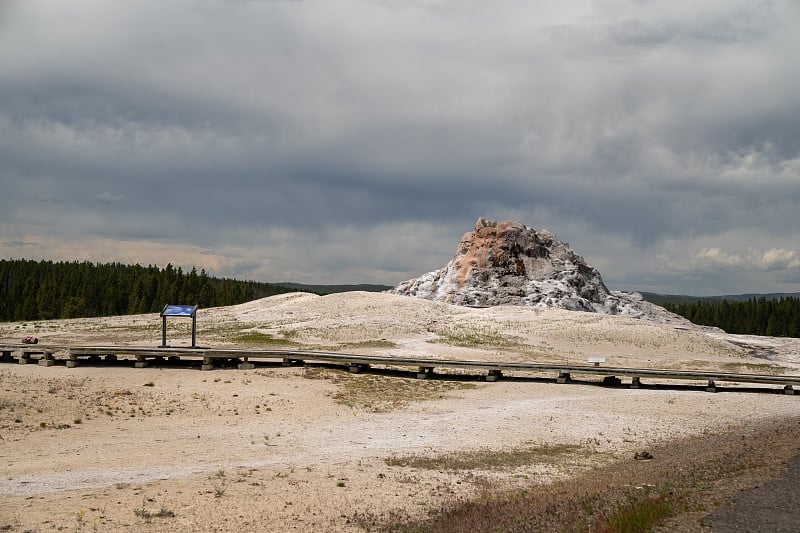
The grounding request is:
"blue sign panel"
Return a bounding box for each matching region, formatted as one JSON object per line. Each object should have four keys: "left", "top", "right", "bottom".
{"left": 161, "top": 304, "right": 198, "bottom": 317}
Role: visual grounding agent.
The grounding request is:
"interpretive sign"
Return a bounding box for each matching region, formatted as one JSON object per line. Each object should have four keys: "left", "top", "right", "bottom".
{"left": 160, "top": 304, "right": 199, "bottom": 347}
{"left": 161, "top": 305, "right": 198, "bottom": 317}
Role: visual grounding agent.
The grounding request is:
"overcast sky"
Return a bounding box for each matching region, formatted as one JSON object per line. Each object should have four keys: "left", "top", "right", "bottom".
{"left": 1, "top": 0, "right": 799, "bottom": 296}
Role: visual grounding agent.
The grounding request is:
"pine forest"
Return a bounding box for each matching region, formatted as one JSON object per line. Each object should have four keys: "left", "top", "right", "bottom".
{"left": 0, "top": 259, "right": 296, "bottom": 322}
{"left": 664, "top": 297, "right": 800, "bottom": 338}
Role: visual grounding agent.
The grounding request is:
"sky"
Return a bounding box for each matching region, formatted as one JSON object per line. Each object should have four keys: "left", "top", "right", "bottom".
{"left": 1, "top": 0, "right": 799, "bottom": 296}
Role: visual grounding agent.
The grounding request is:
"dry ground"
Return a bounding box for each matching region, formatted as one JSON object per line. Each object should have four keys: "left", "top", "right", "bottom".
{"left": 1, "top": 292, "right": 799, "bottom": 532}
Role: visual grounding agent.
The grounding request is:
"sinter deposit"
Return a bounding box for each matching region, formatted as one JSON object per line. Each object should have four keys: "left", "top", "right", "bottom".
{"left": 392, "top": 217, "right": 669, "bottom": 319}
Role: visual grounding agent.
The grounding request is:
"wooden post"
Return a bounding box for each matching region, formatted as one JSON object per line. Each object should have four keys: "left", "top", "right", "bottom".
{"left": 486, "top": 369, "right": 502, "bottom": 382}
{"left": 417, "top": 367, "right": 434, "bottom": 379}
{"left": 38, "top": 351, "right": 55, "bottom": 367}
{"left": 349, "top": 363, "right": 369, "bottom": 373}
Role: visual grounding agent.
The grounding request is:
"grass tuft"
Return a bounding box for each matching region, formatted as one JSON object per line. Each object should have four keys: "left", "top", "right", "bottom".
{"left": 134, "top": 502, "right": 176, "bottom": 523}
{"left": 386, "top": 443, "right": 587, "bottom": 471}
{"left": 595, "top": 485, "right": 674, "bottom": 532}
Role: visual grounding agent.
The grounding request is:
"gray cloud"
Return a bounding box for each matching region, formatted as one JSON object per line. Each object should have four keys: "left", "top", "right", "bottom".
{"left": 2, "top": 240, "right": 38, "bottom": 248}
{"left": 1, "top": 0, "right": 799, "bottom": 295}
{"left": 97, "top": 192, "right": 126, "bottom": 204}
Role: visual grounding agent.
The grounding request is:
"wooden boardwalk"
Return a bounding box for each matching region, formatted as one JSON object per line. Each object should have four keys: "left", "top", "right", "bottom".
{"left": 1, "top": 343, "right": 798, "bottom": 394}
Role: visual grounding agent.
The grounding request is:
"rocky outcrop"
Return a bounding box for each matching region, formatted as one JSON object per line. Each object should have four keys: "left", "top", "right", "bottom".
{"left": 391, "top": 217, "right": 651, "bottom": 316}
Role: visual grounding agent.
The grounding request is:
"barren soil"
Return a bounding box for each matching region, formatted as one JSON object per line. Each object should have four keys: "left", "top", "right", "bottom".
{"left": 1, "top": 292, "right": 799, "bottom": 532}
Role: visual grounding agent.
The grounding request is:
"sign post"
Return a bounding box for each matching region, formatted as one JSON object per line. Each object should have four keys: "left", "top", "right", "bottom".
{"left": 160, "top": 304, "right": 199, "bottom": 347}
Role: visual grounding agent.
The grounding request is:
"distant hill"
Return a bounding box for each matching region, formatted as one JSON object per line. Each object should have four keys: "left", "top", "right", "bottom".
{"left": 276, "top": 282, "right": 393, "bottom": 295}
{"left": 640, "top": 292, "right": 800, "bottom": 306}
{"left": 641, "top": 291, "right": 800, "bottom": 338}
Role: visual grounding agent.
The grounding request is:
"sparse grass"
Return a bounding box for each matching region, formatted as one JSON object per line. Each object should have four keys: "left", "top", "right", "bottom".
{"left": 288, "top": 339, "right": 398, "bottom": 352}
{"left": 154, "top": 507, "right": 176, "bottom": 518}
{"left": 74, "top": 508, "right": 87, "bottom": 532}
{"left": 0, "top": 370, "right": 196, "bottom": 433}
{"left": 718, "top": 362, "right": 788, "bottom": 375}
{"left": 0, "top": 397, "right": 17, "bottom": 410}
{"left": 341, "top": 339, "right": 397, "bottom": 350}
{"left": 302, "top": 366, "right": 331, "bottom": 380}
{"left": 106, "top": 323, "right": 160, "bottom": 333}
{"left": 211, "top": 469, "right": 227, "bottom": 497}
{"left": 595, "top": 485, "right": 674, "bottom": 532}
{"left": 134, "top": 501, "right": 175, "bottom": 523}
{"left": 367, "top": 418, "right": 800, "bottom": 533}
{"left": 238, "top": 467, "right": 256, "bottom": 479}
{"left": 232, "top": 331, "right": 299, "bottom": 346}
{"left": 306, "top": 343, "right": 354, "bottom": 352}
{"left": 430, "top": 325, "right": 519, "bottom": 349}
{"left": 312, "top": 370, "right": 477, "bottom": 412}
{"left": 386, "top": 443, "right": 588, "bottom": 471}
{"left": 369, "top": 475, "right": 683, "bottom": 532}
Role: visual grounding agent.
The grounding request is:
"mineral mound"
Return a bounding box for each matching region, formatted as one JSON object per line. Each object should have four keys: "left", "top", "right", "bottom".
{"left": 391, "top": 217, "right": 652, "bottom": 316}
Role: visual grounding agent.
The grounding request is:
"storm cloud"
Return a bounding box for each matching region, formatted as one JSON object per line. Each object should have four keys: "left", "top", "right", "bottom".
{"left": 1, "top": 0, "right": 798, "bottom": 295}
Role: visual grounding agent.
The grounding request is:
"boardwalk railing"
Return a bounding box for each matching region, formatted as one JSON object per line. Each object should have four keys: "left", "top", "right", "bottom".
{"left": 1, "top": 343, "right": 798, "bottom": 395}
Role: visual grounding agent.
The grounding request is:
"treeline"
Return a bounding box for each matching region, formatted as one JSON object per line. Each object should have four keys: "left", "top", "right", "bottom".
{"left": 0, "top": 259, "right": 297, "bottom": 322}
{"left": 664, "top": 297, "right": 800, "bottom": 338}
